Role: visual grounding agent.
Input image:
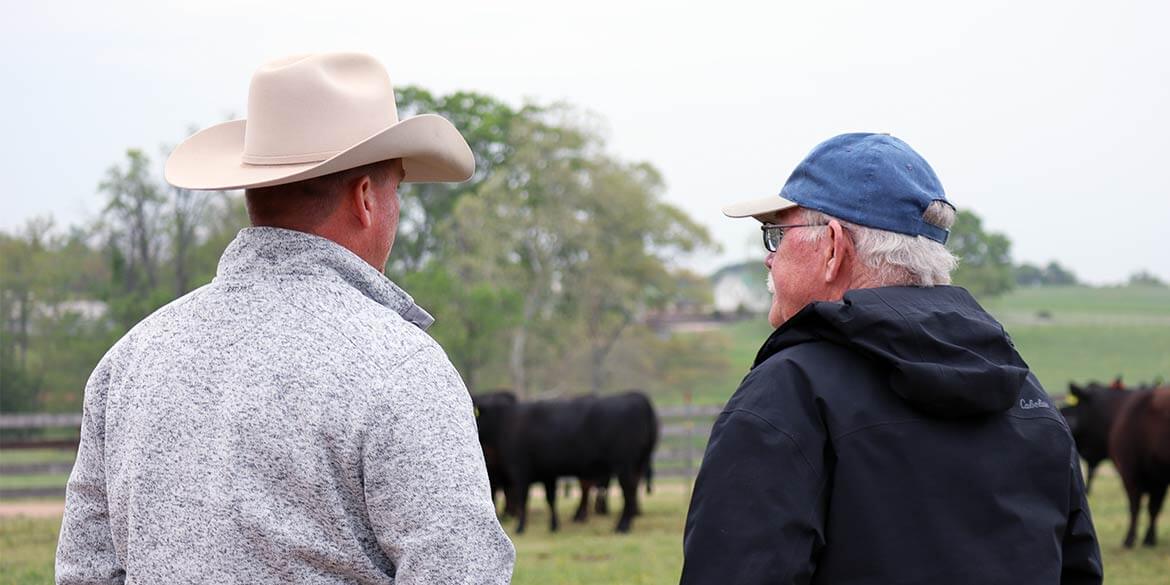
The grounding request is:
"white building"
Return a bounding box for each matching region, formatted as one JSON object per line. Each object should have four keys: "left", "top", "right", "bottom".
{"left": 711, "top": 261, "right": 770, "bottom": 315}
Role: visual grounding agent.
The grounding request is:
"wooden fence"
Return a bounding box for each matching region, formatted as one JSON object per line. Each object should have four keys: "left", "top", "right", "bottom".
{"left": 0, "top": 404, "right": 725, "bottom": 500}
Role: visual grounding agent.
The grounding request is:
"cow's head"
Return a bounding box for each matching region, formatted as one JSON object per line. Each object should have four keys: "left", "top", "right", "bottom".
{"left": 471, "top": 390, "right": 518, "bottom": 465}
{"left": 1062, "top": 381, "right": 1129, "bottom": 452}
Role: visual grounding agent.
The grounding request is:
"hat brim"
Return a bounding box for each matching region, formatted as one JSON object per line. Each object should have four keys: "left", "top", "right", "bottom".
{"left": 164, "top": 114, "right": 474, "bottom": 190}
{"left": 721, "top": 194, "right": 800, "bottom": 223}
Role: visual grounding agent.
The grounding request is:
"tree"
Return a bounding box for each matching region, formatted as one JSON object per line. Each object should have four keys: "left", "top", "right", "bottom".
{"left": 169, "top": 185, "right": 215, "bottom": 296}
{"left": 1128, "top": 270, "right": 1166, "bottom": 287}
{"left": 98, "top": 149, "right": 170, "bottom": 328}
{"left": 947, "top": 209, "right": 1014, "bottom": 298}
{"left": 566, "top": 159, "right": 715, "bottom": 392}
{"left": 399, "top": 264, "right": 520, "bottom": 392}
{"left": 389, "top": 88, "right": 523, "bottom": 274}
{"left": 447, "top": 107, "right": 717, "bottom": 395}
{"left": 451, "top": 109, "right": 593, "bottom": 396}
{"left": 1015, "top": 260, "right": 1078, "bottom": 286}
{"left": 1041, "top": 261, "right": 1078, "bottom": 286}
{"left": 0, "top": 218, "right": 113, "bottom": 412}
{"left": 1014, "top": 263, "right": 1044, "bottom": 287}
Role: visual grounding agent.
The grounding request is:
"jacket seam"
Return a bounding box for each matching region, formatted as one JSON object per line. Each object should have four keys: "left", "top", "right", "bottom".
{"left": 276, "top": 294, "right": 427, "bottom": 376}
{"left": 721, "top": 408, "right": 820, "bottom": 479}
{"left": 831, "top": 418, "right": 925, "bottom": 442}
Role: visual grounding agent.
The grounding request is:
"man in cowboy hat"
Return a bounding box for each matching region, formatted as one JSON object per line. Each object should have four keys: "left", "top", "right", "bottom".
{"left": 679, "top": 133, "right": 1102, "bottom": 584}
{"left": 56, "top": 53, "right": 515, "bottom": 584}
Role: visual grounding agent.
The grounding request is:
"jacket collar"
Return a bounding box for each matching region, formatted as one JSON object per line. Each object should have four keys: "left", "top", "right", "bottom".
{"left": 215, "top": 227, "right": 434, "bottom": 330}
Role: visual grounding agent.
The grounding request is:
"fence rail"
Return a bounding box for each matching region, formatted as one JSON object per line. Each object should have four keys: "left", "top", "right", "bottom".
{"left": 1, "top": 403, "right": 726, "bottom": 500}
{"left": 0, "top": 413, "right": 83, "bottom": 430}
{"left": 0, "top": 462, "right": 74, "bottom": 475}
{"left": 0, "top": 487, "right": 65, "bottom": 499}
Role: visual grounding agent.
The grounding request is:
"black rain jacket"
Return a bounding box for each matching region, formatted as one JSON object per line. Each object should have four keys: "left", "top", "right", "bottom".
{"left": 680, "top": 286, "right": 1102, "bottom": 585}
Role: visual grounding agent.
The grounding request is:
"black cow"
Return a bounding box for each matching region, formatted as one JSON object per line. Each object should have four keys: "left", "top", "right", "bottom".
{"left": 471, "top": 390, "right": 519, "bottom": 516}
{"left": 478, "top": 391, "right": 658, "bottom": 533}
{"left": 1109, "top": 386, "right": 1170, "bottom": 548}
{"left": 1061, "top": 380, "right": 1132, "bottom": 493}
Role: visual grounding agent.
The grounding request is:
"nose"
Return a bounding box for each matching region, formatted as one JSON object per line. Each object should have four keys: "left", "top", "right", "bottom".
{"left": 764, "top": 252, "right": 775, "bottom": 269}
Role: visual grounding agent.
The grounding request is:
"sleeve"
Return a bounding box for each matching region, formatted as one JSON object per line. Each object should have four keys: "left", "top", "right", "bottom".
{"left": 1061, "top": 448, "right": 1103, "bottom": 585}
{"left": 55, "top": 353, "right": 125, "bottom": 585}
{"left": 361, "top": 344, "right": 515, "bottom": 585}
{"left": 680, "top": 408, "right": 828, "bottom": 585}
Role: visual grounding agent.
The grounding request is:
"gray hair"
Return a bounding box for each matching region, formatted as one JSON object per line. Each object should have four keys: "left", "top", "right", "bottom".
{"left": 799, "top": 201, "right": 958, "bottom": 287}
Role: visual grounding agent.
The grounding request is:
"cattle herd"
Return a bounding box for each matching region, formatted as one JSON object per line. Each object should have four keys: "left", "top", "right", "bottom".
{"left": 1060, "top": 378, "right": 1170, "bottom": 549}
{"left": 468, "top": 380, "right": 1168, "bottom": 547}
{"left": 472, "top": 390, "right": 660, "bottom": 534}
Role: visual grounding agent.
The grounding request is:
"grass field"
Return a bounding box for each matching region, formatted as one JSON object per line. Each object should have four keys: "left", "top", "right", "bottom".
{"left": 2, "top": 470, "right": 1166, "bottom": 584}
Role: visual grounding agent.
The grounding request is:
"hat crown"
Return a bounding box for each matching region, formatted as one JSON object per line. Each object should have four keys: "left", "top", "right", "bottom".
{"left": 780, "top": 133, "right": 951, "bottom": 243}
{"left": 242, "top": 53, "right": 399, "bottom": 165}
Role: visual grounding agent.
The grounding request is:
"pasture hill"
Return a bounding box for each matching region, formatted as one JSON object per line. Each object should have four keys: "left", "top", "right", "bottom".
{"left": 688, "top": 284, "right": 1170, "bottom": 407}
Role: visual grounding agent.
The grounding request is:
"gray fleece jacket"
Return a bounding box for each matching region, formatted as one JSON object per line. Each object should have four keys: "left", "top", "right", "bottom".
{"left": 56, "top": 227, "right": 515, "bottom": 584}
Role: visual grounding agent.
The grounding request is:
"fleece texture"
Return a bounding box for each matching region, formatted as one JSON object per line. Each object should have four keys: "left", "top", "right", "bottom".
{"left": 56, "top": 227, "right": 515, "bottom": 584}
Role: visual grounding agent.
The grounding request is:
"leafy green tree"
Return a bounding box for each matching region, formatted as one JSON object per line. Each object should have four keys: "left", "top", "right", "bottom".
{"left": 0, "top": 218, "right": 113, "bottom": 412}
{"left": 98, "top": 149, "right": 171, "bottom": 328}
{"left": 390, "top": 87, "right": 523, "bottom": 274}
{"left": 399, "top": 264, "right": 520, "bottom": 392}
{"left": 566, "top": 159, "right": 715, "bottom": 392}
{"left": 451, "top": 109, "right": 592, "bottom": 396}
{"left": 947, "top": 209, "right": 1014, "bottom": 298}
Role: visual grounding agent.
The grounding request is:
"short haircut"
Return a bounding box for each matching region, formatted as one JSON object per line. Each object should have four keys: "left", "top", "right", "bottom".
{"left": 801, "top": 201, "right": 958, "bottom": 287}
{"left": 245, "top": 159, "right": 399, "bottom": 226}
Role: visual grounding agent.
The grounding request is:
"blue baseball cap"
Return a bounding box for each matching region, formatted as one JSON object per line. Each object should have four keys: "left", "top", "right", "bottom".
{"left": 722, "top": 133, "right": 953, "bottom": 243}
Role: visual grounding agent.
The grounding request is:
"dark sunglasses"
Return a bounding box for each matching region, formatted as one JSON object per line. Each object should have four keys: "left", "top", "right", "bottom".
{"left": 760, "top": 223, "right": 829, "bottom": 252}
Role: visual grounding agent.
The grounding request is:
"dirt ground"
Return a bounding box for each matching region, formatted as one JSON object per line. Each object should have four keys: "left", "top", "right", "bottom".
{"left": 0, "top": 501, "right": 64, "bottom": 519}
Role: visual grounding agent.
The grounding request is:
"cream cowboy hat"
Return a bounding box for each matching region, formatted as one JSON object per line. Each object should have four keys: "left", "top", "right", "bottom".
{"left": 165, "top": 52, "right": 474, "bottom": 190}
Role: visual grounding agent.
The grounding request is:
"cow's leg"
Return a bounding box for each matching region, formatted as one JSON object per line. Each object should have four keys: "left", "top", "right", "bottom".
{"left": 595, "top": 476, "right": 610, "bottom": 515}
{"left": 1144, "top": 482, "right": 1167, "bottom": 547}
{"left": 1084, "top": 461, "right": 1098, "bottom": 494}
{"left": 615, "top": 468, "right": 638, "bottom": 533}
{"left": 512, "top": 479, "right": 531, "bottom": 534}
{"left": 1122, "top": 481, "right": 1142, "bottom": 548}
{"left": 544, "top": 479, "right": 559, "bottom": 532}
{"left": 573, "top": 478, "right": 594, "bottom": 523}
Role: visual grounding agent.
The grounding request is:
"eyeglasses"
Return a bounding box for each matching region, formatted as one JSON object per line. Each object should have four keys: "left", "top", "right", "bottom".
{"left": 760, "top": 223, "right": 829, "bottom": 252}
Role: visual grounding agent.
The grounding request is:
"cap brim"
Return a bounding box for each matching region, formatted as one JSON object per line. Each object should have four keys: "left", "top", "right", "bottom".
{"left": 721, "top": 194, "right": 800, "bottom": 222}
{"left": 165, "top": 114, "right": 475, "bottom": 191}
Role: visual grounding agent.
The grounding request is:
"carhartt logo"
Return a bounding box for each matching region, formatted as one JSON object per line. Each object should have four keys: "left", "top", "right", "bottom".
{"left": 1020, "top": 398, "right": 1049, "bottom": 410}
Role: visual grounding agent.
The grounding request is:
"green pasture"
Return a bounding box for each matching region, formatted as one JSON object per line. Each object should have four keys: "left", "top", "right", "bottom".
{"left": 686, "top": 285, "right": 1170, "bottom": 406}
{"left": 2, "top": 471, "right": 1166, "bottom": 584}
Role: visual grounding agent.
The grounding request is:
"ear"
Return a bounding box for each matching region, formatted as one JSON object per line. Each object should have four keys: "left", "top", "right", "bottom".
{"left": 822, "top": 219, "right": 852, "bottom": 283}
{"left": 1068, "top": 383, "right": 1084, "bottom": 399}
{"left": 347, "top": 175, "right": 376, "bottom": 228}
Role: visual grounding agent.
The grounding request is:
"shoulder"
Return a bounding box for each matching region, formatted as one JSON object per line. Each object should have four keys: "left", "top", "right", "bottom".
{"left": 735, "top": 341, "right": 870, "bottom": 406}
{"left": 99, "top": 284, "right": 213, "bottom": 364}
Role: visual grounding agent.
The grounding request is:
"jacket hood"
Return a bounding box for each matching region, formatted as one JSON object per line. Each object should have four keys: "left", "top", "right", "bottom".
{"left": 754, "top": 286, "right": 1029, "bottom": 418}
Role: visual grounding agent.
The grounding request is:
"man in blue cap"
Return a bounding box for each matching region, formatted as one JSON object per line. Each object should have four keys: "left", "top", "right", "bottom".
{"left": 680, "top": 133, "right": 1102, "bottom": 584}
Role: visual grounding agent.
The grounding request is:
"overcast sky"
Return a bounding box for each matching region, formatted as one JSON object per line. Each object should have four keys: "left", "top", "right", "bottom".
{"left": 3, "top": 0, "right": 1167, "bottom": 284}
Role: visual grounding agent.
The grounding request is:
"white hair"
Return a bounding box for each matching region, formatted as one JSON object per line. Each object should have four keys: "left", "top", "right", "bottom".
{"left": 799, "top": 201, "right": 958, "bottom": 287}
